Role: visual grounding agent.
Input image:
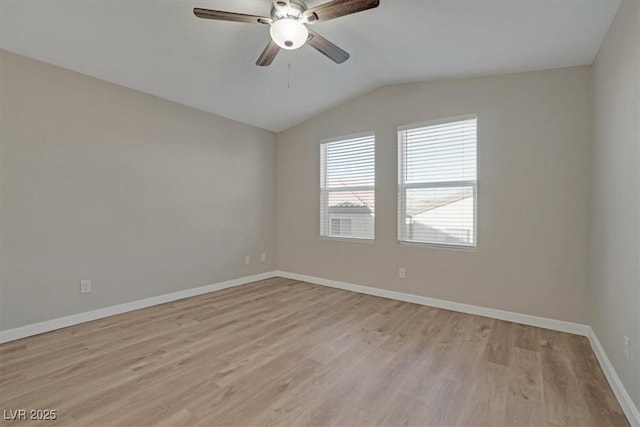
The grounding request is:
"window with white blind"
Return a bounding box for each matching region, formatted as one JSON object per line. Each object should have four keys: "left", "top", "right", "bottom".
{"left": 398, "top": 116, "right": 477, "bottom": 247}
{"left": 320, "top": 133, "right": 375, "bottom": 240}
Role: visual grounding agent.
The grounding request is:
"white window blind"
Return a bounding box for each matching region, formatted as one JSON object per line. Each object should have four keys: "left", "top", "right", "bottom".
{"left": 320, "top": 133, "right": 375, "bottom": 240}
{"left": 398, "top": 116, "right": 477, "bottom": 247}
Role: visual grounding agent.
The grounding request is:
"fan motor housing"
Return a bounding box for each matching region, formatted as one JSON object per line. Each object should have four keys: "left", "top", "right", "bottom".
{"left": 271, "top": 0, "right": 307, "bottom": 20}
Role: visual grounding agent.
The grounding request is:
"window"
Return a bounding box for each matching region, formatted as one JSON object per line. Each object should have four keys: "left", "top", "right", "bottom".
{"left": 320, "top": 133, "right": 375, "bottom": 240}
{"left": 398, "top": 116, "right": 477, "bottom": 247}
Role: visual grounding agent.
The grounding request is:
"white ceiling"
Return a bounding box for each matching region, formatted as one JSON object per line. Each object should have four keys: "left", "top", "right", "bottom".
{"left": 0, "top": 0, "right": 620, "bottom": 132}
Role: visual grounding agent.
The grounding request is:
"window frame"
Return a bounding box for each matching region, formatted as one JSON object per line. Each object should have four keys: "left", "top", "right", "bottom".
{"left": 397, "top": 114, "right": 478, "bottom": 250}
{"left": 319, "top": 131, "right": 376, "bottom": 243}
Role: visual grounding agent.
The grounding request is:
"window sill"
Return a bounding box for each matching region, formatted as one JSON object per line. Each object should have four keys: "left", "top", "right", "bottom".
{"left": 398, "top": 240, "right": 477, "bottom": 251}
{"left": 320, "top": 236, "right": 375, "bottom": 244}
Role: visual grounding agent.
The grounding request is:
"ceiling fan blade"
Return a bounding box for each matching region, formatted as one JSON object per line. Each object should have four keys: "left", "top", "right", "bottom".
{"left": 193, "top": 8, "right": 271, "bottom": 25}
{"left": 307, "top": 29, "right": 350, "bottom": 64}
{"left": 304, "top": 0, "right": 379, "bottom": 23}
{"left": 256, "top": 40, "right": 281, "bottom": 66}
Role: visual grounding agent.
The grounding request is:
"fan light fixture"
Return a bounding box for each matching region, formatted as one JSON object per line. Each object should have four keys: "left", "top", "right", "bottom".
{"left": 270, "top": 18, "right": 308, "bottom": 50}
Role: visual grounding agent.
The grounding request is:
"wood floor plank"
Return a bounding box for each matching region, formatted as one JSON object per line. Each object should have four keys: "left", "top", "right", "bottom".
{"left": 504, "top": 346, "right": 546, "bottom": 426}
{"left": 458, "top": 361, "right": 510, "bottom": 426}
{"left": 513, "top": 323, "right": 539, "bottom": 352}
{"left": 538, "top": 328, "right": 599, "bottom": 427}
{"left": 293, "top": 347, "right": 397, "bottom": 426}
{"left": 0, "top": 278, "right": 629, "bottom": 427}
{"left": 508, "top": 347, "right": 545, "bottom": 403}
{"left": 252, "top": 339, "right": 379, "bottom": 426}
{"left": 377, "top": 392, "right": 430, "bottom": 427}
{"left": 485, "top": 319, "right": 515, "bottom": 367}
{"left": 563, "top": 333, "right": 629, "bottom": 426}
{"left": 504, "top": 393, "right": 547, "bottom": 427}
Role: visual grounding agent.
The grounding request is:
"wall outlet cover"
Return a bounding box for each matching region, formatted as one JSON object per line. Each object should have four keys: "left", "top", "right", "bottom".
{"left": 624, "top": 335, "right": 630, "bottom": 362}
{"left": 80, "top": 280, "right": 92, "bottom": 294}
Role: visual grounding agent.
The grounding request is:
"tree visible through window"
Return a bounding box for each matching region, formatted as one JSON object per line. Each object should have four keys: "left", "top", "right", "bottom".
{"left": 320, "top": 133, "right": 375, "bottom": 240}
{"left": 398, "top": 116, "right": 477, "bottom": 247}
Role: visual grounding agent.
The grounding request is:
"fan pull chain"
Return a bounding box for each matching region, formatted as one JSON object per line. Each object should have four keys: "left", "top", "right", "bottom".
{"left": 287, "top": 63, "right": 291, "bottom": 90}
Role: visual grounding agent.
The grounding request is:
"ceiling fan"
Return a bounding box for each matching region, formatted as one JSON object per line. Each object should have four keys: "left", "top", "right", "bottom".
{"left": 193, "top": 0, "right": 380, "bottom": 66}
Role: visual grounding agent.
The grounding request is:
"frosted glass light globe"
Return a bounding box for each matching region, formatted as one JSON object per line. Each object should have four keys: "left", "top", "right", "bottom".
{"left": 270, "top": 18, "right": 308, "bottom": 50}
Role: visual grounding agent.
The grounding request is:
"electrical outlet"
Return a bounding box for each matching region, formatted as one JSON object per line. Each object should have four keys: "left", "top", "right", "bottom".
{"left": 245, "top": 256, "right": 251, "bottom": 265}
{"left": 398, "top": 267, "right": 406, "bottom": 279}
{"left": 260, "top": 253, "right": 266, "bottom": 262}
{"left": 624, "top": 335, "right": 630, "bottom": 362}
{"left": 80, "top": 280, "right": 92, "bottom": 294}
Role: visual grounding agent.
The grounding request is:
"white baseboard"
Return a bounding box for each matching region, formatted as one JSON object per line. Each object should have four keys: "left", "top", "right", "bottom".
{"left": 0, "top": 271, "right": 278, "bottom": 344}
{"left": 275, "top": 270, "right": 590, "bottom": 336}
{"left": 587, "top": 327, "right": 640, "bottom": 427}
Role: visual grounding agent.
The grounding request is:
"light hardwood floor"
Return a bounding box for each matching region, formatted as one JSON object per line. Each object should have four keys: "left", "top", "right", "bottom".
{"left": 0, "top": 277, "right": 629, "bottom": 426}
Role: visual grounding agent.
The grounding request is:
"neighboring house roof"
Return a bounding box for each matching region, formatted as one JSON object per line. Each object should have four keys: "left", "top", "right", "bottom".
{"left": 405, "top": 188, "right": 473, "bottom": 217}
{"left": 326, "top": 187, "right": 471, "bottom": 216}
{"left": 329, "top": 201, "right": 373, "bottom": 214}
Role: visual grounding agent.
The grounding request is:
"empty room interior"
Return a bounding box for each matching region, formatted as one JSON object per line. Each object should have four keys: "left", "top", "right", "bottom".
{"left": 0, "top": 0, "right": 639, "bottom": 426}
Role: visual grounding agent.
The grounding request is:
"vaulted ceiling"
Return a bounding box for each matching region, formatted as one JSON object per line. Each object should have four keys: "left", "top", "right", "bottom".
{"left": 0, "top": 0, "right": 620, "bottom": 131}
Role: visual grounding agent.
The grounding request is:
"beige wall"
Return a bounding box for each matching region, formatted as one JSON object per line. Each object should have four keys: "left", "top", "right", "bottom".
{"left": 591, "top": 0, "right": 640, "bottom": 408}
{"left": 276, "top": 67, "right": 592, "bottom": 324}
{"left": 0, "top": 50, "right": 277, "bottom": 330}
